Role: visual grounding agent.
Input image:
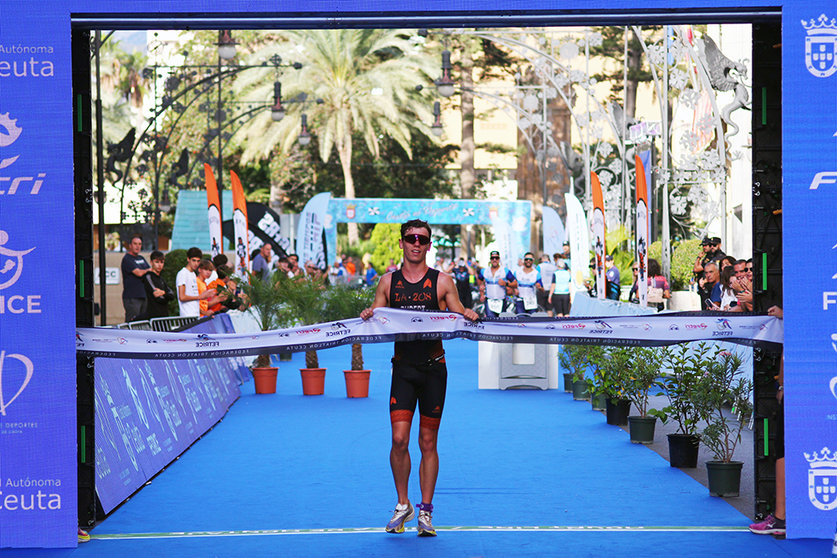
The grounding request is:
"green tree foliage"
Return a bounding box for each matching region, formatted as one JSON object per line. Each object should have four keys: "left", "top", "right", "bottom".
{"left": 160, "top": 249, "right": 187, "bottom": 316}
{"left": 589, "top": 27, "right": 659, "bottom": 118}
{"left": 671, "top": 238, "right": 702, "bottom": 290}
{"left": 368, "top": 224, "right": 403, "bottom": 273}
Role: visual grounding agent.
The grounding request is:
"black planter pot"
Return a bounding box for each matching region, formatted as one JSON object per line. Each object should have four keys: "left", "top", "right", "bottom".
{"left": 279, "top": 352, "right": 293, "bottom": 362}
{"left": 590, "top": 392, "right": 607, "bottom": 411}
{"left": 571, "top": 380, "right": 590, "bottom": 401}
{"left": 706, "top": 461, "right": 743, "bottom": 497}
{"left": 667, "top": 433, "right": 700, "bottom": 468}
{"left": 605, "top": 398, "right": 631, "bottom": 425}
{"left": 562, "top": 373, "right": 574, "bottom": 393}
{"left": 628, "top": 416, "right": 657, "bottom": 444}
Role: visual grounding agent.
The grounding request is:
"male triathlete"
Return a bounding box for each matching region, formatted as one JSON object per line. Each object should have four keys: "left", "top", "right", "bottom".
{"left": 476, "top": 250, "right": 517, "bottom": 317}
{"left": 513, "top": 252, "right": 544, "bottom": 314}
{"left": 360, "top": 219, "right": 478, "bottom": 537}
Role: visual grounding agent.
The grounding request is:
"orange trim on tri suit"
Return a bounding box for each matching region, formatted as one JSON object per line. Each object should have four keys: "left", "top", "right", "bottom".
{"left": 390, "top": 410, "right": 414, "bottom": 424}
{"left": 420, "top": 415, "right": 441, "bottom": 431}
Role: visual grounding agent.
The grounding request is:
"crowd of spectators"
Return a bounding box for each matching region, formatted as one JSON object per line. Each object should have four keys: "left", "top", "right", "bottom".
{"left": 692, "top": 237, "right": 753, "bottom": 312}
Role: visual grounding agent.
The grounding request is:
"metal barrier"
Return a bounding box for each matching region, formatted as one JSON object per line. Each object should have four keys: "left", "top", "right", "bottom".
{"left": 128, "top": 321, "right": 152, "bottom": 331}
{"left": 150, "top": 316, "right": 200, "bottom": 332}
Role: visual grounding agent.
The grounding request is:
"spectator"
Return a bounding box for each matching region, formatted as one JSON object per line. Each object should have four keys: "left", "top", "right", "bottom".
{"left": 121, "top": 234, "right": 152, "bottom": 322}
{"left": 305, "top": 260, "right": 324, "bottom": 280}
{"left": 605, "top": 254, "right": 621, "bottom": 301}
{"left": 207, "top": 265, "right": 241, "bottom": 314}
{"left": 386, "top": 258, "right": 399, "bottom": 273}
{"left": 548, "top": 259, "right": 572, "bottom": 316}
{"left": 628, "top": 263, "right": 640, "bottom": 304}
{"left": 288, "top": 254, "right": 302, "bottom": 276}
{"left": 342, "top": 254, "right": 357, "bottom": 276}
{"left": 252, "top": 243, "right": 273, "bottom": 280}
{"left": 208, "top": 254, "right": 228, "bottom": 283}
{"left": 513, "top": 252, "right": 543, "bottom": 314}
{"left": 328, "top": 257, "right": 347, "bottom": 285}
{"left": 477, "top": 250, "right": 517, "bottom": 317}
{"left": 196, "top": 259, "right": 224, "bottom": 317}
{"left": 718, "top": 264, "right": 739, "bottom": 311}
{"left": 143, "top": 250, "right": 175, "bottom": 319}
{"left": 733, "top": 259, "right": 753, "bottom": 311}
{"left": 647, "top": 258, "right": 671, "bottom": 310}
{"left": 709, "top": 237, "right": 726, "bottom": 261}
{"left": 701, "top": 261, "right": 722, "bottom": 310}
{"left": 363, "top": 257, "right": 379, "bottom": 287}
{"left": 720, "top": 255, "right": 736, "bottom": 271}
{"left": 561, "top": 241, "right": 571, "bottom": 260}
{"left": 176, "top": 247, "right": 216, "bottom": 317}
{"left": 452, "top": 258, "right": 473, "bottom": 309}
{"left": 537, "top": 254, "right": 557, "bottom": 314}
{"left": 276, "top": 256, "right": 291, "bottom": 277}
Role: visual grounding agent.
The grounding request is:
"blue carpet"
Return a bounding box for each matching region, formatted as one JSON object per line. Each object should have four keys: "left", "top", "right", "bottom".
{"left": 5, "top": 340, "right": 828, "bottom": 557}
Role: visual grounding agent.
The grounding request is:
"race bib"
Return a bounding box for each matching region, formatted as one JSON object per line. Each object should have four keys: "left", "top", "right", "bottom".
{"left": 521, "top": 289, "right": 538, "bottom": 311}
{"left": 488, "top": 298, "right": 503, "bottom": 314}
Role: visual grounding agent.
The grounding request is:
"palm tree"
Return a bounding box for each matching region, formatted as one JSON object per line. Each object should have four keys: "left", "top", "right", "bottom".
{"left": 236, "top": 30, "right": 438, "bottom": 244}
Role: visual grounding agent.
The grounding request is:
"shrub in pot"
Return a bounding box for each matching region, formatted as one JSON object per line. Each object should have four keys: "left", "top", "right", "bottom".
{"left": 622, "top": 347, "right": 665, "bottom": 444}
{"left": 597, "top": 347, "right": 634, "bottom": 425}
{"left": 692, "top": 350, "right": 753, "bottom": 497}
{"left": 558, "top": 345, "right": 586, "bottom": 394}
{"left": 322, "top": 284, "right": 375, "bottom": 397}
{"left": 649, "top": 342, "right": 719, "bottom": 467}
{"left": 239, "top": 271, "right": 292, "bottom": 393}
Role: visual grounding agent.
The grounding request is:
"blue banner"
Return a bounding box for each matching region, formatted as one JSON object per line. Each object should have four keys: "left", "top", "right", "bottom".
{"left": 94, "top": 316, "right": 245, "bottom": 514}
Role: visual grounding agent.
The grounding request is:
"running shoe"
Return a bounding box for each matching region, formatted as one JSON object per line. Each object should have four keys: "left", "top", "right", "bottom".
{"left": 748, "top": 514, "right": 785, "bottom": 535}
{"left": 386, "top": 501, "right": 414, "bottom": 533}
{"left": 78, "top": 528, "right": 91, "bottom": 543}
{"left": 417, "top": 502, "right": 437, "bottom": 537}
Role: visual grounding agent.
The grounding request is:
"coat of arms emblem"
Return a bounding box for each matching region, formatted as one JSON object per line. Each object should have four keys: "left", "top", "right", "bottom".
{"left": 802, "top": 14, "right": 837, "bottom": 78}
{"left": 805, "top": 447, "right": 837, "bottom": 511}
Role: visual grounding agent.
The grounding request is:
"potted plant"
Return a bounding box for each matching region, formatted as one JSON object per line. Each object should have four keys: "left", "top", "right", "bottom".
{"left": 558, "top": 345, "right": 585, "bottom": 393}
{"left": 276, "top": 272, "right": 330, "bottom": 395}
{"left": 567, "top": 346, "right": 590, "bottom": 401}
{"left": 238, "top": 271, "right": 291, "bottom": 394}
{"left": 650, "top": 342, "right": 718, "bottom": 467}
{"left": 692, "top": 350, "right": 753, "bottom": 497}
{"left": 322, "top": 284, "right": 375, "bottom": 398}
{"left": 581, "top": 346, "right": 608, "bottom": 411}
{"left": 598, "top": 347, "right": 633, "bottom": 426}
{"left": 623, "top": 347, "right": 665, "bottom": 444}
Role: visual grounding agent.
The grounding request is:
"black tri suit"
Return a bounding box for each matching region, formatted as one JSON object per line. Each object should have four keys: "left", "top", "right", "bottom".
{"left": 388, "top": 268, "right": 447, "bottom": 431}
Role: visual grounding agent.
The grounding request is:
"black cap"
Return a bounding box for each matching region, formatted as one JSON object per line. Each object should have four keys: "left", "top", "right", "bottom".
{"left": 701, "top": 237, "right": 712, "bottom": 246}
{"left": 710, "top": 237, "right": 722, "bottom": 245}
{"left": 489, "top": 250, "right": 500, "bottom": 257}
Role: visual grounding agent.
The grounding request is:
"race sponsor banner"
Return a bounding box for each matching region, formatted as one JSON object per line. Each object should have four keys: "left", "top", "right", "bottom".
{"left": 591, "top": 172, "right": 606, "bottom": 300}
{"left": 635, "top": 155, "right": 650, "bottom": 307}
{"left": 76, "top": 308, "right": 783, "bottom": 360}
{"left": 94, "top": 316, "right": 245, "bottom": 514}
{"left": 542, "top": 205, "right": 566, "bottom": 257}
{"left": 564, "top": 192, "right": 590, "bottom": 294}
{"left": 204, "top": 164, "right": 223, "bottom": 258}
{"left": 296, "top": 192, "right": 331, "bottom": 270}
{"left": 230, "top": 171, "right": 250, "bottom": 276}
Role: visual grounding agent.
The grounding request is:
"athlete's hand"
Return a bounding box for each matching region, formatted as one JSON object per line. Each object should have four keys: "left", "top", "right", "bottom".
{"left": 360, "top": 307, "right": 374, "bottom": 320}
{"left": 463, "top": 308, "right": 479, "bottom": 321}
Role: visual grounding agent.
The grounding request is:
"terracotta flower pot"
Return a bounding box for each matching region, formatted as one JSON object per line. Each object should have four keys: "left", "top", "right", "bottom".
{"left": 344, "top": 370, "right": 370, "bottom": 398}
{"left": 300, "top": 367, "right": 326, "bottom": 395}
{"left": 251, "top": 367, "right": 278, "bottom": 394}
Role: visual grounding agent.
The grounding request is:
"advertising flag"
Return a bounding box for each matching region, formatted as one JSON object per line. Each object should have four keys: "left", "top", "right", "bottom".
{"left": 591, "top": 172, "right": 606, "bottom": 300}
{"left": 296, "top": 192, "right": 331, "bottom": 271}
{"left": 564, "top": 192, "right": 590, "bottom": 295}
{"left": 204, "top": 164, "right": 223, "bottom": 258}
{"left": 230, "top": 171, "right": 250, "bottom": 276}
{"left": 542, "top": 205, "right": 566, "bottom": 257}
{"left": 635, "top": 155, "right": 650, "bottom": 307}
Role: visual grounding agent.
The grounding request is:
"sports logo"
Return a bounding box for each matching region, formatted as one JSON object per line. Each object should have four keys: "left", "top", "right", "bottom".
{"left": 805, "top": 447, "right": 837, "bottom": 510}
{"left": 0, "top": 230, "right": 35, "bottom": 290}
{"left": 0, "top": 113, "right": 22, "bottom": 169}
{"left": 802, "top": 14, "right": 837, "bottom": 78}
{"left": 0, "top": 350, "right": 34, "bottom": 416}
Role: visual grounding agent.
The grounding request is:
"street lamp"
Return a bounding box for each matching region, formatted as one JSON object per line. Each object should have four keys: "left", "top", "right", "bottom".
{"left": 435, "top": 49, "right": 455, "bottom": 98}
{"left": 271, "top": 81, "right": 285, "bottom": 121}
{"left": 217, "top": 30, "right": 237, "bottom": 61}
{"left": 298, "top": 113, "right": 311, "bottom": 146}
{"left": 431, "top": 101, "right": 443, "bottom": 137}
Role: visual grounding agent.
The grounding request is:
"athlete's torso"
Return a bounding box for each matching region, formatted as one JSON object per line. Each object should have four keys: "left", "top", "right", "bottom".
{"left": 390, "top": 268, "right": 444, "bottom": 363}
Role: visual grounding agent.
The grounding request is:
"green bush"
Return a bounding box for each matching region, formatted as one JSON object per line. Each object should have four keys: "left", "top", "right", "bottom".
{"left": 648, "top": 240, "right": 662, "bottom": 265}
{"left": 671, "top": 238, "right": 702, "bottom": 290}
{"left": 368, "top": 223, "right": 403, "bottom": 273}
{"left": 161, "top": 249, "right": 187, "bottom": 316}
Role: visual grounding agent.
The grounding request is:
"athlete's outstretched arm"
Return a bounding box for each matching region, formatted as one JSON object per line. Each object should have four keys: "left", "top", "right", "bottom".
{"left": 360, "top": 273, "right": 392, "bottom": 319}
{"left": 438, "top": 273, "right": 479, "bottom": 321}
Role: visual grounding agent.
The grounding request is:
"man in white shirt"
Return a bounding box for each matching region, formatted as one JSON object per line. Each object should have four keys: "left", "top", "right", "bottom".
{"left": 536, "top": 253, "right": 557, "bottom": 316}
{"left": 176, "top": 247, "right": 216, "bottom": 317}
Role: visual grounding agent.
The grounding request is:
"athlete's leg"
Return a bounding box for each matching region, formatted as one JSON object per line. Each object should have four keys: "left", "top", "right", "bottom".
{"left": 391, "top": 420, "right": 412, "bottom": 505}
{"left": 418, "top": 425, "right": 439, "bottom": 504}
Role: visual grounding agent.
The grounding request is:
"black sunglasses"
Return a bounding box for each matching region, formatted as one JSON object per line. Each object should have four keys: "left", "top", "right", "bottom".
{"left": 524, "top": 258, "right": 534, "bottom": 262}
{"left": 490, "top": 255, "right": 500, "bottom": 260}
{"left": 402, "top": 234, "right": 431, "bottom": 246}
